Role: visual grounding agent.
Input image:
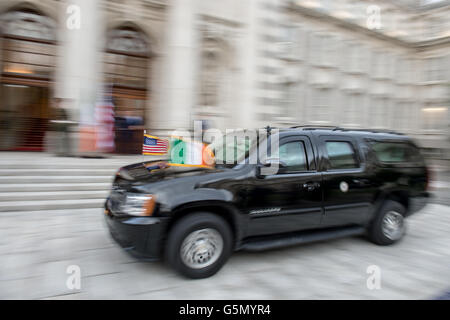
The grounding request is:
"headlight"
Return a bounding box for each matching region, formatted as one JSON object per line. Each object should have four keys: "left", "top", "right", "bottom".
{"left": 119, "top": 193, "right": 156, "bottom": 217}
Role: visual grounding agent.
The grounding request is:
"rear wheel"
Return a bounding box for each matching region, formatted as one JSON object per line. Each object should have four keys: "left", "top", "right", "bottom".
{"left": 368, "top": 200, "right": 406, "bottom": 245}
{"left": 165, "top": 212, "right": 233, "bottom": 279}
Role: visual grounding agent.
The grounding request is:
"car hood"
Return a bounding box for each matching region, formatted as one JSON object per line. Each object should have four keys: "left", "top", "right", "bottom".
{"left": 110, "top": 160, "right": 253, "bottom": 213}
{"left": 118, "top": 159, "right": 220, "bottom": 178}
{"left": 113, "top": 160, "right": 238, "bottom": 190}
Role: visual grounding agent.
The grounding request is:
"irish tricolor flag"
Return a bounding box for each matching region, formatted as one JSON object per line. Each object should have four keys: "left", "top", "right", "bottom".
{"left": 169, "top": 136, "right": 214, "bottom": 168}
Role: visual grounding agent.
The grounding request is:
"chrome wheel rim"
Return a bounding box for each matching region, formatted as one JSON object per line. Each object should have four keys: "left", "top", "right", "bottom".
{"left": 381, "top": 211, "right": 404, "bottom": 240}
{"left": 180, "top": 228, "right": 223, "bottom": 269}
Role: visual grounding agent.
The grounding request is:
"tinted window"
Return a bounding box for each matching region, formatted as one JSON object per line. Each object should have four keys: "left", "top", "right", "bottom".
{"left": 371, "top": 142, "right": 422, "bottom": 163}
{"left": 208, "top": 132, "right": 258, "bottom": 167}
{"left": 279, "top": 141, "right": 308, "bottom": 172}
{"left": 325, "top": 141, "right": 358, "bottom": 169}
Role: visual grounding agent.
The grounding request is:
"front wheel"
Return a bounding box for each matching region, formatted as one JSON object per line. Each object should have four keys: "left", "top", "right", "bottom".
{"left": 165, "top": 212, "right": 233, "bottom": 279}
{"left": 368, "top": 200, "right": 406, "bottom": 245}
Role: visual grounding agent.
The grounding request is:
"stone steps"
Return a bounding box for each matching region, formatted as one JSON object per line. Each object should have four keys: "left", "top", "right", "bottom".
{"left": 0, "top": 183, "right": 111, "bottom": 192}
{"left": 0, "top": 190, "right": 109, "bottom": 202}
{"left": 0, "top": 175, "right": 113, "bottom": 184}
{"left": 0, "top": 198, "right": 105, "bottom": 212}
{"left": 0, "top": 168, "right": 116, "bottom": 176}
{"left": 0, "top": 152, "right": 161, "bottom": 213}
{"left": 0, "top": 163, "right": 128, "bottom": 170}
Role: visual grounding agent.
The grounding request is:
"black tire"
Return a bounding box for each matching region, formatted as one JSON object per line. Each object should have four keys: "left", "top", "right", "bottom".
{"left": 368, "top": 200, "right": 407, "bottom": 245}
{"left": 165, "top": 212, "right": 233, "bottom": 279}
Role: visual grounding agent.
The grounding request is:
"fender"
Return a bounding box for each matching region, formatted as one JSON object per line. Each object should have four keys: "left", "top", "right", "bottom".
{"left": 165, "top": 191, "right": 248, "bottom": 248}
{"left": 164, "top": 188, "right": 234, "bottom": 210}
{"left": 369, "top": 188, "right": 410, "bottom": 224}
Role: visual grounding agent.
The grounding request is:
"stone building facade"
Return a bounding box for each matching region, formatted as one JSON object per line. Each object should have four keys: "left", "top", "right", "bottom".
{"left": 0, "top": 0, "right": 448, "bottom": 159}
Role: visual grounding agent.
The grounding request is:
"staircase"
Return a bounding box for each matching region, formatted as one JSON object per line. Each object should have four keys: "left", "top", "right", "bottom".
{"left": 0, "top": 152, "right": 159, "bottom": 212}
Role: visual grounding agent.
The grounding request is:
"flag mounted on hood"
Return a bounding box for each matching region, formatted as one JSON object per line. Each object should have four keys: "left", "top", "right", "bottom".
{"left": 169, "top": 136, "right": 214, "bottom": 168}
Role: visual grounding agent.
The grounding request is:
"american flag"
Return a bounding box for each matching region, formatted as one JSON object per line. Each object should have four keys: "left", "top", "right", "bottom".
{"left": 143, "top": 135, "right": 169, "bottom": 155}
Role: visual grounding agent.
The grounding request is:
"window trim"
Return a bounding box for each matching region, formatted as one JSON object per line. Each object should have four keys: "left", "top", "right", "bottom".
{"left": 278, "top": 140, "right": 309, "bottom": 174}
{"left": 272, "top": 135, "right": 316, "bottom": 175}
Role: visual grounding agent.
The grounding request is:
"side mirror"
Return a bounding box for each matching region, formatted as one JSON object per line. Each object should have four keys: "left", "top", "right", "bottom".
{"left": 263, "top": 158, "right": 287, "bottom": 168}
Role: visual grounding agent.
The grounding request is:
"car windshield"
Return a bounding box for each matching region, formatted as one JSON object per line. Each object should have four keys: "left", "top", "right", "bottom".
{"left": 206, "top": 131, "right": 261, "bottom": 169}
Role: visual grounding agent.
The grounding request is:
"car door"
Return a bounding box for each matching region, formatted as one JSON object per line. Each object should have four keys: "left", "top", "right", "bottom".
{"left": 318, "top": 135, "right": 374, "bottom": 227}
{"left": 245, "top": 135, "right": 323, "bottom": 236}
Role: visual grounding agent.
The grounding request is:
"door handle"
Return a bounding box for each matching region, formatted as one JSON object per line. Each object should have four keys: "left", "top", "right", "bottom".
{"left": 352, "top": 178, "right": 369, "bottom": 186}
{"left": 302, "top": 182, "right": 320, "bottom": 191}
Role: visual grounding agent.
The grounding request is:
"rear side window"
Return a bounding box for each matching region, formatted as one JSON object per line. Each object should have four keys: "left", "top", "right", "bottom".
{"left": 325, "top": 141, "right": 358, "bottom": 169}
{"left": 371, "top": 142, "right": 422, "bottom": 164}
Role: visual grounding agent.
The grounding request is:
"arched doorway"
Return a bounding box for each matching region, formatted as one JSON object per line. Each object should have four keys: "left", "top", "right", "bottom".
{"left": 0, "top": 7, "right": 57, "bottom": 151}
{"left": 104, "top": 26, "right": 150, "bottom": 154}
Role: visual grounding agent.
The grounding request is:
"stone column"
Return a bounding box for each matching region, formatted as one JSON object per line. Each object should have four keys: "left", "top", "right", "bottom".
{"left": 54, "top": 0, "right": 103, "bottom": 154}
{"left": 150, "top": 0, "right": 198, "bottom": 136}
{"left": 236, "top": 0, "right": 258, "bottom": 130}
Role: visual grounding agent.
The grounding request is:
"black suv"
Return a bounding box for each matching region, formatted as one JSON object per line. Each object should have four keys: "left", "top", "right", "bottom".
{"left": 104, "top": 127, "right": 430, "bottom": 278}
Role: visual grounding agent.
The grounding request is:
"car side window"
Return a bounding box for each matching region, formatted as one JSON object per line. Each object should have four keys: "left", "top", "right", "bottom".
{"left": 278, "top": 140, "right": 308, "bottom": 172}
{"left": 325, "top": 141, "right": 358, "bottom": 170}
{"left": 370, "top": 142, "right": 422, "bottom": 164}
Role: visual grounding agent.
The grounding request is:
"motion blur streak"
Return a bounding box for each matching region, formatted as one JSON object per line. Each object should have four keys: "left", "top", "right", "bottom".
{"left": 0, "top": 0, "right": 449, "bottom": 299}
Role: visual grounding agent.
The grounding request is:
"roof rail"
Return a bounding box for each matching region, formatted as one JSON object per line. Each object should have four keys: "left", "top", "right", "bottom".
{"left": 289, "top": 125, "right": 405, "bottom": 135}
{"left": 332, "top": 128, "right": 405, "bottom": 135}
{"left": 290, "top": 125, "right": 340, "bottom": 130}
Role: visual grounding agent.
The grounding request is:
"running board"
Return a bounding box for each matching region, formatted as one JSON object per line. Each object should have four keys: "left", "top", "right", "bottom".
{"left": 241, "top": 226, "right": 366, "bottom": 252}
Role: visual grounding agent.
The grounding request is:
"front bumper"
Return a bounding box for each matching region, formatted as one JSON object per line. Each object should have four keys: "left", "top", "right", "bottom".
{"left": 104, "top": 201, "right": 170, "bottom": 261}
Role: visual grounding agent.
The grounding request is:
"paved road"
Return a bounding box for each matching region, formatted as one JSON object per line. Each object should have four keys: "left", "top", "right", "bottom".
{"left": 0, "top": 203, "right": 449, "bottom": 300}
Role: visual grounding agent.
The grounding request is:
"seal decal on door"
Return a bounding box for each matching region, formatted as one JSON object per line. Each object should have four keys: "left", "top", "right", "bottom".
{"left": 340, "top": 181, "right": 349, "bottom": 193}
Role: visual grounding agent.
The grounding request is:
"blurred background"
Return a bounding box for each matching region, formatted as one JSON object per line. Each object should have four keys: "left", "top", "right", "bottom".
{"left": 0, "top": 0, "right": 448, "bottom": 158}
{"left": 0, "top": 0, "right": 449, "bottom": 299}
